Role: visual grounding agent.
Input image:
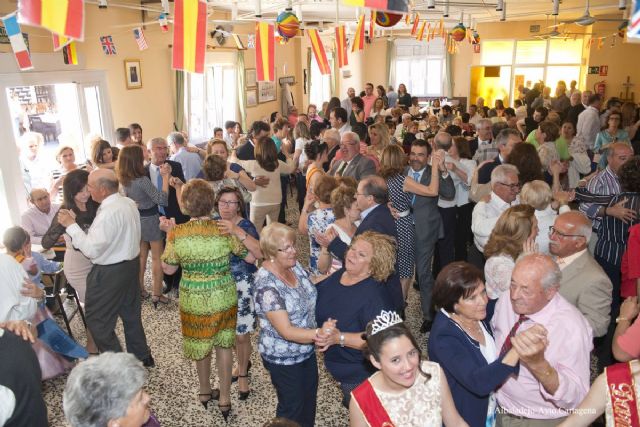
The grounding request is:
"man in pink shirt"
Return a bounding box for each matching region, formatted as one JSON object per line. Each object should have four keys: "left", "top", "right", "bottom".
{"left": 362, "top": 82, "right": 377, "bottom": 120}
{"left": 492, "top": 253, "right": 593, "bottom": 426}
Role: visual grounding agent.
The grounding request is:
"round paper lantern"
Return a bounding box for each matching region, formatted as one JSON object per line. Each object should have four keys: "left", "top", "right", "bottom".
{"left": 472, "top": 30, "right": 480, "bottom": 44}
{"left": 375, "top": 12, "right": 403, "bottom": 27}
{"left": 450, "top": 23, "right": 466, "bottom": 42}
{"left": 276, "top": 11, "right": 300, "bottom": 40}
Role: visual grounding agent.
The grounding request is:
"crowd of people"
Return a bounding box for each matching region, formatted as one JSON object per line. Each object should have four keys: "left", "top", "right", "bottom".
{"left": 2, "top": 79, "right": 640, "bottom": 427}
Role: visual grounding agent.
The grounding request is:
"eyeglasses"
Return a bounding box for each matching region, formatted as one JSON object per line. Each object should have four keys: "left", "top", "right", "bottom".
{"left": 218, "top": 200, "right": 240, "bottom": 207}
{"left": 497, "top": 182, "right": 520, "bottom": 190}
{"left": 277, "top": 245, "right": 296, "bottom": 253}
{"left": 548, "top": 226, "right": 583, "bottom": 239}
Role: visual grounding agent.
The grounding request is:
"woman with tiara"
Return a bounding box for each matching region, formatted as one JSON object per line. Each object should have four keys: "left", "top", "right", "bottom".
{"left": 349, "top": 310, "right": 469, "bottom": 427}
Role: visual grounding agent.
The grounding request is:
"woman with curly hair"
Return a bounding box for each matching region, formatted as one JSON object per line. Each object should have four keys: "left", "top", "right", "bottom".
{"left": 350, "top": 96, "right": 365, "bottom": 127}
{"left": 315, "top": 231, "right": 397, "bottom": 407}
{"left": 483, "top": 205, "right": 538, "bottom": 299}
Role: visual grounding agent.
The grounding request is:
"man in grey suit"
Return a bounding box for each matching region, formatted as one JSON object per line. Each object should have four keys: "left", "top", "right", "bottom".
{"left": 408, "top": 139, "right": 455, "bottom": 333}
{"left": 549, "top": 211, "right": 612, "bottom": 338}
{"left": 329, "top": 132, "right": 376, "bottom": 181}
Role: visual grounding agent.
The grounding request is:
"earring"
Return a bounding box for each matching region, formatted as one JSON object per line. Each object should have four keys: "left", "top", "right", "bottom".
{"left": 270, "top": 258, "right": 275, "bottom": 262}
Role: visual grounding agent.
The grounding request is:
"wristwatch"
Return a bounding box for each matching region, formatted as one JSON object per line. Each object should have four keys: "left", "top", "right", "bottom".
{"left": 339, "top": 334, "right": 345, "bottom": 347}
{"left": 616, "top": 316, "right": 630, "bottom": 324}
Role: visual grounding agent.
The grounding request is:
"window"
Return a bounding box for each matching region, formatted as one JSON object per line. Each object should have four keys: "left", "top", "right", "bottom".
{"left": 186, "top": 62, "right": 237, "bottom": 145}
{"left": 309, "top": 51, "right": 332, "bottom": 109}
{"left": 481, "top": 40, "right": 514, "bottom": 65}
{"left": 393, "top": 39, "right": 445, "bottom": 97}
{"left": 515, "top": 40, "right": 547, "bottom": 64}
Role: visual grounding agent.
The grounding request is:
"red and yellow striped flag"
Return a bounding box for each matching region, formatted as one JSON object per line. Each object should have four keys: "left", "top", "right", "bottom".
{"left": 172, "top": 0, "right": 207, "bottom": 74}
{"left": 63, "top": 41, "right": 78, "bottom": 64}
{"left": 369, "top": 10, "right": 374, "bottom": 42}
{"left": 335, "top": 26, "right": 348, "bottom": 68}
{"left": 437, "top": 17, "right": 444, "bottom": 37}
{"left": 308, "top": 29, "right": 330, "bottom": 75}
{"left": 405, "top": 13, "right": 410, "bottom": 25}
{"left": 255, "top": 22, "right": 275, "bottom": 81}
{"left": 19, "top": 0, "right": 85, "bottom": 40}
{"left": 410, "top": 13, "right": 420, "bottom": 36}
{"left": 416, "top": 20, "right": 426, "bottom": 41}
{"left": 52, "top": 33, "right": 72, "bottom": 51}
{"left": 352, "top": 15, "right": 365, "bottom": 53}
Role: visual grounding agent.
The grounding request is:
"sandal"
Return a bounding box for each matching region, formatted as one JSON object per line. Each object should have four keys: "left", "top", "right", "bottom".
{"left": 198, "top": 389, "right": 220, "bottom": 409}
{"left": 152, "top": 294, "right": 170, "bottom": 309}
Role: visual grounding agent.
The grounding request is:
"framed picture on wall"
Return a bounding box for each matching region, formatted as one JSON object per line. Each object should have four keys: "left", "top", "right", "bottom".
{"left": 246, "top": 89, "right": 257, "bottom": 107}
{"left": 257, "top": 81, "right": 276, "bottom": 103}
{"left": 245, "top": 68, "right": 257, "bottom": 88}
{"left": 124, "top": 59, "right": 142, "bottom": 89}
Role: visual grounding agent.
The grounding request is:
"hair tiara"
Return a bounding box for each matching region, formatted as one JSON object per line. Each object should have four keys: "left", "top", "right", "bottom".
{"left": 371, "top": 310, "right": 403, "bottom": 336}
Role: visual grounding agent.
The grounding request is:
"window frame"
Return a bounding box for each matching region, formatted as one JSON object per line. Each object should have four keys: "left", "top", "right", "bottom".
{"left": 393, "top": 39, "right": 446, "bottom": 97}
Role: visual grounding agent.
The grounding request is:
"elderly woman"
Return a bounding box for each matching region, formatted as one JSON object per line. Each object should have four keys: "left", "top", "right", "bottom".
{"left": 253, "top": 223, "right": 327, "bottom": 427}
{"left": 63, "top": 352, "right": 152, "bottom": 427}
{"left": 161, "top": 179, "right": 250, "bottom": 421}
{"left": 90, "top": 139, "right": 115, "bottom": 169}
{"left": 520, "top": 180, "right": 564, "bottom": 254}
{"left": 205, "top": 139, "right": 257, "bottom": 192}
{"left": 429, "top": 262, "right": 527, "bottom": 427}
{"left": 49, "top": 146, "right": 86, "bottom": 202}
{"left": 200, "top": 154, "right": 251, "bottom": 206}
{"left": 315, "top": 231, "right": 396, "bottom": 407}
{"left": 483, "top": 205, "right": 538, "bottom": 299}
{"left": 214, "top": 186, "right": 263, "bottom": 400}
{"left": 117, "top": 145, "right": 170, "bottom": 306}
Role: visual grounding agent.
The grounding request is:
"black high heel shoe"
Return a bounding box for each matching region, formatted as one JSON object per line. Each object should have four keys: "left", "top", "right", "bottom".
{"left": 152, "top": 295, "right": 170, "bottom": 309}
{"left": 198, "top": 389, "right": 220, "bottom": 409}
{"left": 218, "top": 403, "right": 231, "bottom": 422}
{"left": 232, "top": 360, "right": 252, "bottom": 383}
{"left": 238, "top": 375, "right": 250, "bottom": 401}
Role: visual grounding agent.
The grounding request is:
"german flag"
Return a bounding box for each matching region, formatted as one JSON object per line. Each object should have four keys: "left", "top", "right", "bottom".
{"left": 172, "top": 0, "right": 207, "bottom": 74}
{"left": 352, "top": 14, "right": 365, "bottom": 53}
{"left": 335, "top": 26, "right": 348, "bottom": 68}
{"left": 19, "top": 0, "right": 84, "bottom": 40}
{"left": 63, "top": 41, "right": 78, "bottom": 65}
{"left": 255, "top": 22, "right": 275, "bottom": 81}
{"left": 307, "top": 29, "right": 330, "bottom": 75}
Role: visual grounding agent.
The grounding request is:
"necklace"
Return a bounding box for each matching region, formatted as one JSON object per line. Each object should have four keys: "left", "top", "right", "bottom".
{"left": 453, "top": 314, "right": 482, "bottom": 337}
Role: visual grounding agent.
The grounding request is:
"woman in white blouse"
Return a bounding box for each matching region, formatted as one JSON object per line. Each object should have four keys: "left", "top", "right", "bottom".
{"left": 483, "top": 205, "right": 538, "bottom": 299}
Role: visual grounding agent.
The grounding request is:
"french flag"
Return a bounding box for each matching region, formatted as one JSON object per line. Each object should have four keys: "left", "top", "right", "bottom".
{"left": 2, "top": 13, "right": 33, "bottom": 70}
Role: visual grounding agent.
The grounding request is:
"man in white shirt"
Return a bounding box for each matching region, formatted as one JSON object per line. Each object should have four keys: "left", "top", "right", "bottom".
{"left": 21, "top": 188, "right": 60, "bottom": 245}
{"left": 168, "top": 131, "right": 202, "bottom": 181}
{"left": 329, "top": 107, "right": 351, "bottom": 137}
{"left": 468, "top": 104, "right": 482, "bottom": 127}
{"left": 470, "top": 164, "right": 520, "bottom": 268}
{"left": 58, "top": 169, "right": 154, "bottom": 366}
{"left": 340, "top": 87, "right": 355, "bottom": 112}
{"left": 574, "top": 93, "right": 602, "bottom": 151}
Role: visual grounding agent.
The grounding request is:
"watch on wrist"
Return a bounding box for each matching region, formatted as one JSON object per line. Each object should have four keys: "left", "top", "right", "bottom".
{"left": 616, "top": 316, "right": 630, "bottom": 324}
{"left": 339, "top": 333, "right": 345, "bottom": 347}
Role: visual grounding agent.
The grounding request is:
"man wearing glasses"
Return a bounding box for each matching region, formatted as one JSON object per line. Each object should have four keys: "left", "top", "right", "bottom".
{"left": 328, "top": 132, "right": 375, "bottom": 181}
{"left": 549, "top": 211, "right": 612, "bottom": 339}
{"left": 470, "top": 164, "right": 520, "bottom": 269}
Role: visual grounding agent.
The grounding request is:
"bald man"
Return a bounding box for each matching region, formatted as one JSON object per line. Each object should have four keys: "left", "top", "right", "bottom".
{"left": 21, "top": 188, "right": 60, "bottom": 244}
{"left": 57, "top": 169, "right": 154, "bottom": 366}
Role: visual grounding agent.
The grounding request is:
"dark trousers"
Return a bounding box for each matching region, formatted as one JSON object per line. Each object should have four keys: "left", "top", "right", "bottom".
{"left": 467, "top": 244, "right": 486, "bottom": 271}
{"left": 295, "top": 172, "right": 307, "bottom": 212}
{"left": 415, "top": 231, "right": 438, "bottom": 322}
{"left": 454, "top": 203, "right": 474, "bottom": 261}
{"left": 434, "top": 206, "right": 456, "bottom": 277}
{"left": 595, "top": 255, "right": 621, "bottom": 371}
{"left": 85, "top": 258, "right": 151, "bottom": 360}
{"left": 278, "top": 175, "right": 289, "bottom": 224}
{"left": 263, "top": 353, "right": 318, "bottom": 427}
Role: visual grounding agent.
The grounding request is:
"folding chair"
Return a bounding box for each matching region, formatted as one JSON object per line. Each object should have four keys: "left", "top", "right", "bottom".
{"left": 41, "top": 269, "right": 87, "bottom": 339}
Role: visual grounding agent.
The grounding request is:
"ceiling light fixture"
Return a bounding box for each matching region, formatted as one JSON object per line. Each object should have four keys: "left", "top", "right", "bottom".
{"left": 619, "top": 0, "right": 627, "bottom": 10}
{"left": 444, "top": 0, "right": 450, "bottom": 18}
{"left": 496, "top": 0, "right": 504, "bottom": 12}
{"left": 427, "top": 0, "right": 435, "bottom": 9}
{"left": 552, "top": 0, "right": 559, "bottom": 15}
{"left": 500, "top": 2, "right": 507, "bottom": 21}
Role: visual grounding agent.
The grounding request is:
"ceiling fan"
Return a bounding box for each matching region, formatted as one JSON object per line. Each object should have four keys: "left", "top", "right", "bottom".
{"left": 536, "top": 15, "right": 589, "bottom": 39}
{"left": 560, "top": 0, "right": 628, "bottom": 26}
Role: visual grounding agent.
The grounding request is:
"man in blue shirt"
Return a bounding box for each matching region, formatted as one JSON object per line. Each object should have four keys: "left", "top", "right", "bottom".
{"left": 168, "top": 132, "right": 202, "bottom": 181}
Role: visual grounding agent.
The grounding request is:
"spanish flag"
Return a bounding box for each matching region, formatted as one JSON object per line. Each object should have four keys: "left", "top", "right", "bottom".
{"left": 410, "top": 13, "right": 420, "bottom": 36}
{"left": 335, "top": 26, "right": 348, "bottom": 68}
{"left": 19, "top": 0, "right": 84, "bottom": 40}
{"left": 63, "top": 41, "right": 78, "bottom": 65}
{"left": 172, "top": 0, "right": 207, "bottom": 74}
{"left": 52, "top": 33, "right": 72, "bottom": 51}
{"left": 255, "top": 22, "right": 275, "bottom": 81}
{"left": 308, "top": 29, "right": 330, "bottom": 75}
{"left": 352, "top": 14, "right": 365, "bottom": 53}
{"left": 416, "top": 20, "right": 426, "bottom": 41}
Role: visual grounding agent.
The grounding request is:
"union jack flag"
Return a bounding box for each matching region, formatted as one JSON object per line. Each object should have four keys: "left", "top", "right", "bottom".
{"left": 100, "top": 35, "right": 117, "bottom": 55}
{"left": 629, "top": 0, "right": 640, "bottom": 39}
{"left": 133, "top": 27, "right": 148, "bottom": 50}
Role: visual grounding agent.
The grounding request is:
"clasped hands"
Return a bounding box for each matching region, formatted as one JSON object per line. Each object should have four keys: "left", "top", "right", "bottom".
{"left": 314, "top": 318, "right": 340, "bottom": 352}
{"left": 510, "top": 323, "right": 549, "bottom": 368}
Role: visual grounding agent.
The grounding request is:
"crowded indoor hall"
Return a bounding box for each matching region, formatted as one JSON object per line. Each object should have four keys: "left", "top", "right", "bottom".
{"left": 1, "top": 0, "right": 640, "bottom": 425}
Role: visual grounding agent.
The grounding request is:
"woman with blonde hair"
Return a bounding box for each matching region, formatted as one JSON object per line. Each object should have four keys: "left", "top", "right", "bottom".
{"left": 50, "top": 146, "right": 85, "bottom": 202}
{"left": 483, "top": 205, "right": 538, "bottom": 299}
{"left": 520, "top": 180, "right": 563, "bottom": 254}
{"left": 117, "top": 144, "right": 170, "bottom": 305}
{"left": 367, "top": 122, "right": 390, "bottom": 162}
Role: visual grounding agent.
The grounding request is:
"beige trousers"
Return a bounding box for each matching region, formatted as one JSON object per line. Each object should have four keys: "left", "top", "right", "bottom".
{"left": 497, "top": 412, "right": 567, "bottom": 427}
{"left": 250, "top": 204, "right": 280, "bottom": 234}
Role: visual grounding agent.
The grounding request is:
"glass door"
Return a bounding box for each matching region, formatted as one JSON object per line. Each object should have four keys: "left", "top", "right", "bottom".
{"left": 512, "top": 67, "right": 545, "bottom": 100}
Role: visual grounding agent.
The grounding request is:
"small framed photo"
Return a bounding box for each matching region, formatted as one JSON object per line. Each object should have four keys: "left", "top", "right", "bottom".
{"left": 124, "top": 59, "right": 142, "bottom": 89}
{"left": 246, "top": 89, "right": 257, "bottom": 107}
{"left": 257, "top": 80, "right": 276, "bottom": 103}
{"left": 245, "top": 68, "right": 257, "bottom": 88}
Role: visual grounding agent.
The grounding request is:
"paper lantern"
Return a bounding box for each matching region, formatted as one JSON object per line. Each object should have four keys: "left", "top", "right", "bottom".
{"left": 375, "top": 12, "right": 403, "bottom": 27}
{"left": 450, "top": 23, "right": 466, "bottom": 42}
{"left": 472, "top": 30, "right": 480, "bottom": 44}
{"left": 276, "top": 11, "right": 300, "bottom": 40}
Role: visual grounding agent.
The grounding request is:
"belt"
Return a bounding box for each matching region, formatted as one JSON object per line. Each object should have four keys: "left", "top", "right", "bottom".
{"left": 138, "top": 206, "right": 159, "bottom": 217}
{"left": 396, "top": 209, "right": 411, "bottom": 218}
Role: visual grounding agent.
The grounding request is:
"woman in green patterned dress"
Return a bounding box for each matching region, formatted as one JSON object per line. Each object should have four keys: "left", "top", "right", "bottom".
{"left": 161, "top": 179, "right": 251, "bottom": 422}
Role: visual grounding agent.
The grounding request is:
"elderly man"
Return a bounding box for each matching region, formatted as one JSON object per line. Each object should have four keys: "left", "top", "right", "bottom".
{"left": 18, "top": 131, "right": 50, "bottom": 191}
{"left": 492, "top": 253, "right": 592, "bottom": 426}
{"left": 574, "top": 93, "right": 602, "bottom": 151}
{"left": 322, "top": 128, "right": 341, "bottom": 171}
{"left": 57, "top": 169, "right": 154, "bottom": 366}
{"left": 329, "top": 107, "right": 351, "bottom": 137}
{"left": 394, "top": 113, "right": 413, "bottom": 139}
{"left": 565, "top": 91, "right": 584, "bottom": 127}
{"left": 470, "top": 164, "right": 520, "bottom": 268}
{"left": 329, "top": 132, "right": 376, "bottom": 181}
{"left": 341, "top": 87, "right": 356, "bottom": 112}
{"left": 470, "top": 119, "right": 495, "bottom": 161}
{"left": 549, "top": 211, "right": 612, "bottom": 338}
{"left": 362, "top": 82, "right": 377, "bottom": 119}
{"left": 168, "top": 131, "right": 202, "bottom": 181}
{"left": 468, "top": 104, "right": 482, "bottom": 127}
{"left": 21, "top": 188, "right": 60, "bottom": 245}
{"left": 478, "top": 128, "right": 522, "bottom": 185}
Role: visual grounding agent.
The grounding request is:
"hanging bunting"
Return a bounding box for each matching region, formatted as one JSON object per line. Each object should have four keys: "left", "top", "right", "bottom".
{"left": 247, "top": 34, "right": 256, "bottom": 49}
{"left": 405, "top": 13, "right": 410, "bottom": 25}
{"left": 369, "top": 10, "right": 374, "bottom": 42}
{"left": 18, "top": 0, "right": 85, "bottom": 40}
{"left": 429, "top": 26, "right": 435, "bottom": 41}
{"left": 597, "top": 37, "right": 604, "bottom": 49}
{"left": 133, "top": 27, "right": 148, "bottom": 51}
{"left": 308, "top": 29, "right": 330, "bottom": 75}
{"left": 159, "top": 13, "right": 169, "bottom": 32}
{"left": 2, "top": 13, "right": 33, "bottom": 70}
{"left": 255, "top": 21, "right": 275, "bottom": 81}
{"left": 63, "top": 41, "right": 78, "bottom": 64}
{"left": 342, "top": 0, "right": 408, "bottom": 13}
{"left": 52, "top": 34, "right": 72, "bottom": 51}
{"left": 352, "top": 14, "right": 365, "bottom": 52}
{"left": 335, "top": 25, "right": 348, "bottom": 68}
{"left": 416, "top": 20, "right": 426, "bottom": 41}
{"left": 424, "top": 22, "right": 431, "bottom": 41}
{"left": 100, "top": 35, "right": 117, "bottom": 55}
{"left": 172, "top": 0, "right": 207, "bottom": 74}
{"left": 437, "top": 17, "right": 444, "bottom": 37}
{"left": 410, "top": 13, "right": 420, "bottom": 36}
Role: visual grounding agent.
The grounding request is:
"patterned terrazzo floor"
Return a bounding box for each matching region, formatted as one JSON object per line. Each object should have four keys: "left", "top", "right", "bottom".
{"left": 42, "top": 191, "right": 428, "bottom": 427}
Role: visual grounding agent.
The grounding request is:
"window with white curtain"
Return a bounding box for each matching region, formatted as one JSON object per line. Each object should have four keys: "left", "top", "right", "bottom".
{"left": 186, "top": 63, "right": 237, "bottom": 145}
{"left": 309, "top": 50, "right": 332, "bottom": 109}
{"left": 394, "top": 39, "right": 445, "bottom": 97}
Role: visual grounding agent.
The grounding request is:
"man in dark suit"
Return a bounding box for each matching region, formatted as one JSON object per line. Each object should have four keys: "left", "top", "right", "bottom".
{"left": 235, "top": 120, "right": 270, "bottom": 161}
{"left": 566, "top": 90, "right": 590, "bottom": 128}
{"left": 328, "top": 131, "right": 376, "bottom": 181}
{"left": 407, "top": 139, "right": 455, "bottom": 332}
{"left": 477, "top": 128, "right": 523, "bottom": 185}
{"left": 146, "top": 137, "right": 188, "bottom": 294}
{"left": 322, "top": 175, "right": 403, "bottom": 311}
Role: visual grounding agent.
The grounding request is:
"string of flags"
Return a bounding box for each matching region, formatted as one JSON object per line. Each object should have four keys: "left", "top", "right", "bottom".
{"left": 307, "top": 29, "right": 330, "bottom": 75}
{"left": 2, "top": 13, "right": 33, "bottom": 70}
{"left": 133, "top": 27, "right": 148, "bottom": 51}
{"left": 255, "top": 21, "right": 275, "bottom": 82}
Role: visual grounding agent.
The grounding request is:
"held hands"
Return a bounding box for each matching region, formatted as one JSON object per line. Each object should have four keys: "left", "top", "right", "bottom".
{"left": 510, "top": 323, "right": 549, "bottom": 367}
{"left": 254, "top": 175, "right": 270, "bottom": 187}
{"left": 553, "top": 189, "right": 575, "bottom": 206}
{"left": 224, "top": 168, "right": 240, "bottom": 180}
{"left": 216, "top": 219, "right": 237, "bottom": 236}
{"left": 158, "top": 216, "right": 176, "bottom": 233}
{"left": 314, "top": 318, "right": 339, "bottom": 352}
{"left": 57, "top": 208, "right": 77, "bottom": 228}
{"left": 315, "top": 227, "right": 338, "bottom": 248}
{"left": 169, "top": 177, "right": 184, "bottom": 189}
{"left": 607, "top": 198, "right": 637, "bottom": 224}
{"left": 159, "top": 162, "right": 172, "bottom": 177}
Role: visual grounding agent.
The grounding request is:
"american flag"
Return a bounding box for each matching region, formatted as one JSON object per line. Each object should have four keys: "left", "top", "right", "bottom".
{"left": 100, "top": 35, "right": 117, "bottom": 55}
{"left": 133, "top": 27, "right": 148, "bottom": 50}
{"left": 629, "top": 0, "right": 640, "bottom": 39}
